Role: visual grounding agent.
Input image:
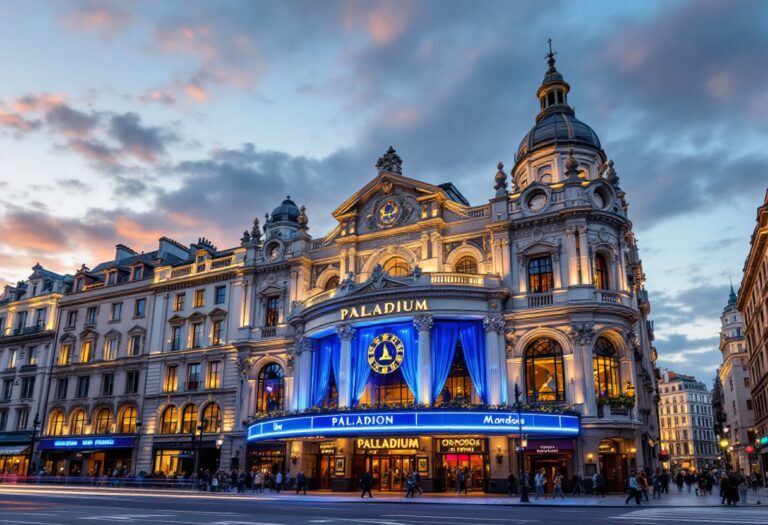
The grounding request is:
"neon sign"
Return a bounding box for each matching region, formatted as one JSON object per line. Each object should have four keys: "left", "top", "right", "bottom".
{"left": 37, "top": 437, "right": 136, "bottom": 450}
{"left": 247, "top": 409, "right": 579, "bottom": 441}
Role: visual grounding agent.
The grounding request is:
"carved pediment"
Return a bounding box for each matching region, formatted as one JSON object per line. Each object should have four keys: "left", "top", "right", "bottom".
{"left": 79, "top": 327, "right": 99, "bottom": 340}
{"left": 104, "top": 329, "right": 121, "bottom": 339}
{"left": 127, "top": 325, "right": 146, "bottom": 336}
{"left": 168, "top": 314, "right": 185, "bottom": 326}
{"left": 208, "top": 307, "right": 227, "bottom": 320}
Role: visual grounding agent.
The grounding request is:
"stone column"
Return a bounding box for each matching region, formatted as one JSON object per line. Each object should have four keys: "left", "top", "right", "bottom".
{"left": 339, "top": 249, "right": 348, "bottom": 277}
{"left": 517, "top": 255, "right": 528, "bottom": 294}
{"left": 570, "top": 323, "right": 597, "bottom": 417}
{"left": 336, "top": 324, "right": 356, "bottom": 408}
{"left": 293, "top": 338, "right": 313, "bottom": 411}
{"left": 348, "top": 247, "right": 357, "bottom": 275}
{"left": 577, "top": 226, "right": 591, "bottom": 285}
{"left": 565, "top": 227, "right": 579, "bottom": 286}
{"left": 483, "top": 315, "right": 506, "bottom": 406}
{"left": 413, "top": 315, "right": 433, "bottom": 405}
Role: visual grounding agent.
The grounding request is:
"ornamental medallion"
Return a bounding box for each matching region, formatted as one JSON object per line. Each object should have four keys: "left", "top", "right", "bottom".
{"left": 367, "top": 333, "right": 405, "bottom": 374}
{"left": 378, "top": 199, "right": 400, "bottom": 226}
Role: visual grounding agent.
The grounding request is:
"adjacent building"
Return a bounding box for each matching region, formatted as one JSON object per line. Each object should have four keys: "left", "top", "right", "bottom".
{"left": 716, "top": 285, "right": 756, "bottom": 472}
{"left": 0, "top": 264, "right": 70, "bottom": 474}
{"left": 31, "top": 50, "right": 661, "bottom": 492}
{"left": 658, "top": 370, "right": 718, "bottom": 471}
{"left": 738, "top": 189, "right": 768, "bottom": 474}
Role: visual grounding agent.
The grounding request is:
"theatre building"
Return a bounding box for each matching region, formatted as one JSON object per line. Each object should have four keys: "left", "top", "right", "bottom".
{"left": 242, "top": 52, "right": 661, "bottom": 493}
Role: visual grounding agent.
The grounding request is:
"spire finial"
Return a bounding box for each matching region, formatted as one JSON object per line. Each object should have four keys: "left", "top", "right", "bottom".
{"left": 546, "top": 38, "right": 557, "bottom": 73}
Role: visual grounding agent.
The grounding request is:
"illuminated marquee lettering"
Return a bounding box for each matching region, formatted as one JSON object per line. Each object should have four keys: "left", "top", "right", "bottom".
{"left": 482, "top": 414, "right": 523, "bottom": 425}
{"left": 332, "top": 415, "right": 394, "bottom": 427}
{"left": 340, "top": 299, "right": 428, "bottom": 321}
{"left": 356, "top": 437, "right": 419, "bottom": 450}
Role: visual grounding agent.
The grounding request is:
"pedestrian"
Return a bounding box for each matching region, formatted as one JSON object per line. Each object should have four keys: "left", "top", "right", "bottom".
{"left": 652, "top": 470, "right": 662, "bottom": 500}
{"left": 275, "top": 471, "right": 283, "bottom": 493}
{"left": 552, "top": 471, "right": 565, "bottom": 499}
{"left": 507, "top": 472, "right": 517, "bottom": 496}
{"left": 720, "top": 472, "right": 729, "bottom": 504}
{"left": 738, "top": 471, "right": 748, "bottom": 505}
{"left": 237, "top": 472, "right": 246, "bottom": 494}
{"left": 360, "top": 471, "right": 373, "bottom": 498}
{"left": 637, "top": 472, "right": 649, "bottom": 501}
{"left": 534, "top": 469, "right": 546, "bottom": 500}
{"left": 414, "top": 471, "right": 423, "bottom": 495}
{"left": 254, "top": 470, "right": 264, "bottom": 493}
{"left": 592, "top": 471, "right": 606, "bottom": 497}
{"left": 457, "top": 468, "right": 466, "bottom": 495}
{"left": 295, "top": 470, "right": 307, "bottom": 495}
{"left": 750, "top": 472, "right": 760, "bottom": 493}
{"left": 660, "top": 469, "right": 670, "bottom": 493}
{"left": 625, "top": 471, "right": 641, "bottom": 505}
{"left": 571, "top": 473, "right": 582, "bottom": 496}
{"left": 675, "top": 471, "right": 684, "bottom": 492}
{"left": 211, "top": 475, "right": 219, "bottom": 493}
{"left": 405, "top": 473, "right": 415, "bottom": 498}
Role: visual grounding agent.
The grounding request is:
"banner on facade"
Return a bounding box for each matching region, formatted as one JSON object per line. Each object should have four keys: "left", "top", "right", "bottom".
{"left": 37, "top": 437, "right": 136, "bottom": 450}
{"left": 247, "top": 410, "right": 579, "bottom": 441}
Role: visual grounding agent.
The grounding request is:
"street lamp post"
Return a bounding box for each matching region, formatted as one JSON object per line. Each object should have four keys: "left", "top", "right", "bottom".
{"left": 193, "top": 420, "right": 206, "bottom": 479}
{"left": 514, "top": 384, "right": 529, "bottom": 503}
{"left": 26, "top": 415, "right": 41, "bottom": 478}
{"left": 133, "top": 421, "right": 143, "bottom": 476}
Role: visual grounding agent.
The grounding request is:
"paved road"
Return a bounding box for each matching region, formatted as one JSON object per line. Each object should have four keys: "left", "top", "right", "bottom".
{"left": 0, "top": 486, "right": 766, "bottom": 525}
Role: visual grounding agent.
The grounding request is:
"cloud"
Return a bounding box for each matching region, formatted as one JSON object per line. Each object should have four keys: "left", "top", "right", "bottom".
{"left": 61, "top": 2, "right": 131, "bottom": 40}
{"left": 108, "top": 112, "right": 178, "bottom": 163}
{"left": 655, "top": 333, "right": 721, "bottom": 380}
{"left": 139, "top": 89, "right": 177, "bottom": 105}
{"left": 650, "top": 284, "right": 730, "bottom": 327}
{"left": 0, "top": 112, "right": 40, "bottom": 133}
{"left": 45, "top": 104, "right": 99, "bottom": 137}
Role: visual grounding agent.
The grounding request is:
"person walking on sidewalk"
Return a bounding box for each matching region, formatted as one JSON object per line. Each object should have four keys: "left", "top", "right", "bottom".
{"left": 552, "top": 471, "right": 565, "bottom": 499}
{"left": 360, "top": 471, "right": 373, "bottom": 498}
{"left": 414, "top": 471, "right": 423, "bottom": 495}
{"left": 295, "top": 470, "right": 307, "bottom": 495}
{"left": 534, "top": 469, "right": 547, "bottom": 500}
{"left": 571, "top": 473, "right": 582, "bottom": 496}
{"left": 405, "top": 473, "right": 416, "bottom": 498}
{"left": 675, "top": 471, "right": 684, "bottom": 492}
{"left": 637, "top": 472, "right": 649, "bottom": 501}
{"left": 592, "top": 471, "right": 606, "bottom": 497}
{"left": 275, "top": 471, "right": 283, "bottom": 493}
{"left": 507, "top": 472, "right": 517, "bottom": 496}
{"left": 625, "top": 471, "right": 641, "bottom": 505}
{"left": 738, "top": 471, "right": 748, "bottom": 505}
{"left": 651, "top": 470, "right": 662, "bottom": 500}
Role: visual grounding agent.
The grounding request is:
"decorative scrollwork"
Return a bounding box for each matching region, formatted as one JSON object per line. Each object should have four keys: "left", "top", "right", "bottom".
{"left": 412, "top": 315, "right": 433, "bottom": 333}
{"left": 568, "top": 322, "right": 595, "bottom": 346}
{"left": 483, "top": 315, "right": 506, "bottom": 334}
{"left": 336, "top": 324, "right": 356, "bottom": 341}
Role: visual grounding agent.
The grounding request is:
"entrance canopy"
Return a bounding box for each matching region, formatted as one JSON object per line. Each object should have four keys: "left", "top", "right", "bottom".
{"left": 0, "top": 445, "right": 29, "bottom": 456}
{"left": 247, "top": 408, "right": 579, "bottom": 441}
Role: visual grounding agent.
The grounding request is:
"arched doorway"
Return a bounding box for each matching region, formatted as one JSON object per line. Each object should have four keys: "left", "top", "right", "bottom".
{"left": 598, "top": 438, "right": 628, "bottom": 493}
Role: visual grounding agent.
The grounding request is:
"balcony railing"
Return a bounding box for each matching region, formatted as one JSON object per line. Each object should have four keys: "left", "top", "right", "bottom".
{"left": 527, "top": 292, "right": 553, "bottom": 308}
{"left": 170, "top": 266, "right": 192, "bottom": 278}
{"left": 598, "top": 291, "right": 621, "bottom": 303}
{"left": 261, "top": 326, "right": 277, "bottom": 338}
{"left": 430, "top": 273, "right": 485, "bottom": 286}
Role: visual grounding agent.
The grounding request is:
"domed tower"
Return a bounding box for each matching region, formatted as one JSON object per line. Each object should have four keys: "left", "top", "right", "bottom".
{"left": 512, "top": 44, "right": 606, "bottom": 188}
{"left": 720, "top": 283, "right": 745, "bottom": 359}
{"left": 264, "top": 195, "right": 302, "bottom": 240}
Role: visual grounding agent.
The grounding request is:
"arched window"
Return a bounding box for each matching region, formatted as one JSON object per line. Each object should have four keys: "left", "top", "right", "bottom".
{"left": 323, "top": 275, "right": 339, "bottom": 291}
{"left": 455, "top": 256, "right": 478, "bottom": 274}
{"left": 118, "top": 406, "right": 137, "bottom": 434}
{"left": 525, "top": 338, "right": 566, "bottom": 402}
{"left": 70, "top": 409, "right": 86, "bottom": 435}
{"left": 593, "top": 337, "right": 620, "bottom": 398}
{"left": 48, "top": 411, "right": 65, "bottom": 436}
{"left": 93, "top": 408, "right": 112, "bottom": 434}
{"left": 201, "top": 403, "right": 221, "bottom": 433}
{"left": 181, "top": 404, "right": 198, "bottom": 434}
{"left": 527, "top": 256, "right": 554, "bottom": 293}
{"left": 382, "top": 257, "right": 410, "bottom": 277}
{"left": 256, "top": 363, "right": 285, "bottom": 414}
{"left": 594, "top": 253, "right": 609, "bottom": 290}
{"left": 160, "top": 406, "right": 178, "bottom": 434}
{"left": 439, "top": 341, "right": 475, "bottom": 404}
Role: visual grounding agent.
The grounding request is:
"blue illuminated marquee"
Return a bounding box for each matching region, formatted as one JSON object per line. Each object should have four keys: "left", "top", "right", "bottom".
{"left": 37, "top": 437, "right": 136, "bottom": 450}
{"left": 247, "top": 410, "right": 579, "bottom": 441}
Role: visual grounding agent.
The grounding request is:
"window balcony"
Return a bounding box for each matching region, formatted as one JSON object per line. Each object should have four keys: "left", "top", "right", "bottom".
{"left": 527, "top": 292, "right": 553, "bottom": 307}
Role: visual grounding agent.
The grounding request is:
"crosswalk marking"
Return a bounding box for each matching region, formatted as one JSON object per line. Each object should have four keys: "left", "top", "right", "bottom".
{"left": 612, "top": 508, "right": 768, "bottom": 524}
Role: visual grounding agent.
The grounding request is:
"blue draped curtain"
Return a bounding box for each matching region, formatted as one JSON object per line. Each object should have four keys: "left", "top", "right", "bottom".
{"left": 392, "top": 323, "right": 419, "bottom": 398}
{"left": 310, "top": 335, "right": 339, "bottom": 406}
{"left": 351, "top": 327, "right": 377, "bottom": 404}
{"left": 459, "top": 322, "right": 488, "bottom": 404}
{"left": 431, "top": 322, "right": 459, "bottom": 400}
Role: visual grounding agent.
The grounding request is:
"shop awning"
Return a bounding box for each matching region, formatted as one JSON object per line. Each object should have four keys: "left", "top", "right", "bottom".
{"left": 0, "top": 445, "right": 29, "bottom": 456}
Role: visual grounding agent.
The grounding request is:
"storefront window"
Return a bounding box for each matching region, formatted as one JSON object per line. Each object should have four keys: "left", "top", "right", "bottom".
{"left": 593, "top": 337, "right": 620, "bottom": 398}
{"left": 181, "top": 404, "right": 198, "bottom": 434}
{"left": 48, "top": 410, "right": 65, "bottom": 436}
{"left": 202, "top": 403, "right": 221, "bottom": 433}
{"left": 256, "top": 363, "right": 285, "bottom": 414}
{"left": 93, "top": 408, "right": 112, "bottom": 434}
{"left": 525, "top": 338, "right": 566, "bottom": 402}
{"left": 70, "top": 409, "right": 86, "bottom": 435}
{"left": 370, "top": 368, "right": 414, "bottom": 406}
{"left": 383, "top": 257, "right": 410, "bottom": 277}
{"left": 160, "top": 406, "right": 178, "bottom": 434}
{"left": 118, "top": 406, "right": 137, "bottom": 434}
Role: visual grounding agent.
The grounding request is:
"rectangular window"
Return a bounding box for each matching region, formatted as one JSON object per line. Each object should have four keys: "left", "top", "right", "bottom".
{"left": 527, "top": 256, "right": 554, "bottom": 294}
{"left": 129, "top": 335, "right": 142, "bottom": 356}
{"left": 34, "top": 308, "right": 46, "bottom": 328}
{"left": 2, "top": 379, "right": 12, "bottom": 400}
{"left": 0, "top": 317, "right": 5, "bottom": 335}
{"left": 28, "top": 346, "right": 38, "bottom": 366}
{"left": 76, "top": 376, "right": 89, "bottom": 398}
{"left": 747, "top": 399, "right": 753, "bottom": 410}
{"left": 85, "top": 307, "right": 97, "bottom": 324}
{"left": 211, "top": 320, "right": 222, "bottom": 346}
{"left": 745, "top": 377, "right": 751, "bottom": 387}
{"left": 7, "top": 349, "right": 17, "bottom": 369}
{"left": 265, "top": 296, "right": 280, "bottom": 327}
{"left": 171, "top": 326, "right": 182, "bottom": 351}
{"left": 56, "top": 378, "right": 68, "bottom": 400}
{"left": 80, "top": 340, "right": 93, "bottom": 363}
{"left": 107, "top": 271, "right": 117, "bottom": 285}
{"left": 187, "top": 363, "right": 201, "bottom": 390}
{"left": 206, "top": 361, "right": 221, "bottom": 389}
{"left": 174, "top": 293, "right": 185, "bottom": 312}
{"left": 0, "top": 410, "right": 7, "bottom": 431}
{"left": 58, "top": 344, "right": 72, "bottom": 366}
{"left": 14, "top": 311, "right": 27, "bottom": 331}
{"left": 101, "top": 373, "right": 114, "bottom": 396}
{"left": 110, "top": 302, "right": 122, "bottom": 321}
{"left": 215, "top": 286, "right": 226, "bottom": 305}
{"left": 131, "top": 266, "right": 143, "bottom": 281}
{"left": 163, "top": 366, "right": 178, "bottom": 393}
{"left": 15, "top": 408, "right": 28, "bottom": 430}
{"left": 191, "top": 323, "right": 203, "bottom": 349}
{"left": 67, "top": 310, "right": 77, "bottom": 328}
{"left": 103, "top": 338, "right": 117, "bottom": 360}
{"left": 194, "top": 289, "right": 205, "bottom": 308}
{"left": 125, "top": 371, "right": 139, "bottom": 394}
{"left": 135, "top": 298, "right": 146, "bottom": 317}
